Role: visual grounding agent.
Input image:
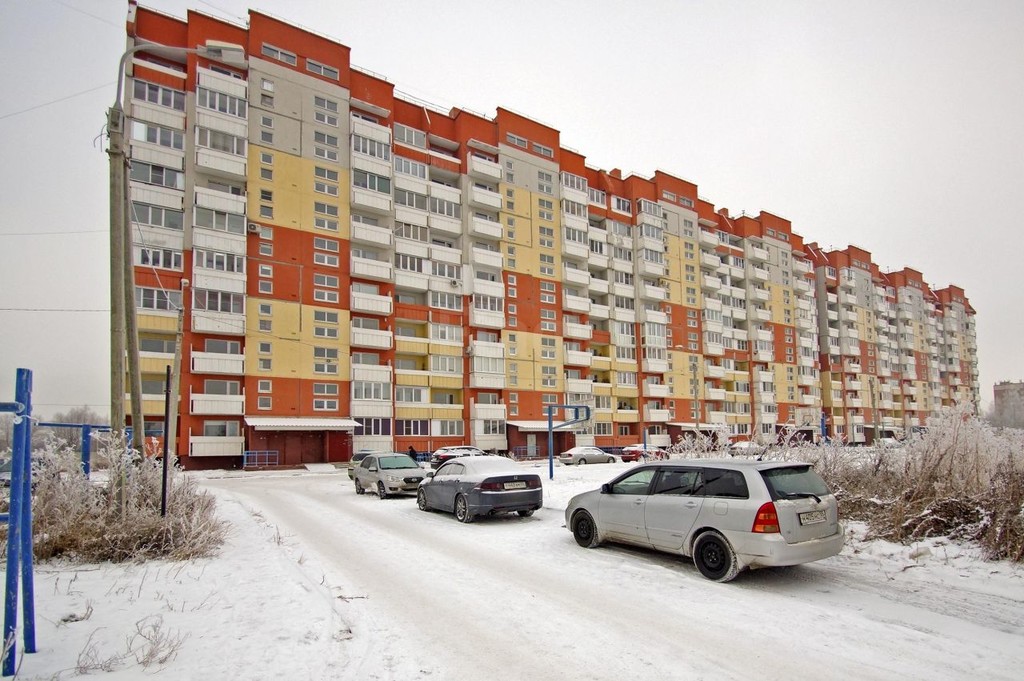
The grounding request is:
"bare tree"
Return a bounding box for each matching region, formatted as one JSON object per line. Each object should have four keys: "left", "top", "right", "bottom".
{"left": 42, "top": 406, "right": 108, "bottom": 451}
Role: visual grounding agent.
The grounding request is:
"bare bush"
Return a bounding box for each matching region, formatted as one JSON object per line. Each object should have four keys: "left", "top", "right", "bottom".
{"left": 779, "top": 405, "right": 1024, "bottom": 563}
{"left": 1, "top": 433, "right": 228, "bottom": 563}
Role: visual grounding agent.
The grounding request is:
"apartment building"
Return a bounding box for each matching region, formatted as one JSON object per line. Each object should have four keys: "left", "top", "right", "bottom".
{"left": 805, "top": 246, "right": 980, "bottom": 443}
{"left": 122, "top": 3, "right": 978, "bottom": 467}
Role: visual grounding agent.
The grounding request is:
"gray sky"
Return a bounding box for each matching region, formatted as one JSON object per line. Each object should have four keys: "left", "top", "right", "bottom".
{"left": 1, "top": 0, "right": 1021, "bottom": 418}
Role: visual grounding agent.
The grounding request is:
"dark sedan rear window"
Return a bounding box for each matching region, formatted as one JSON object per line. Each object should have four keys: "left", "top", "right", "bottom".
{"left": 761, "top": 466, "right": 830, "bottom": 500}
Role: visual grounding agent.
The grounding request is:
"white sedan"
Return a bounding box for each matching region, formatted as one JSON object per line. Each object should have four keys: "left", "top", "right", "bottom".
{"left": 558, "top": 446, "right": 617, "bottom": 466}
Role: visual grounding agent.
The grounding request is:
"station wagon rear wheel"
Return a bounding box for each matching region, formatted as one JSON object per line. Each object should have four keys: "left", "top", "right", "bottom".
{"left": 454, "top": 494, "right": 473, "bottom": 523}
{"left": 355, "top": 479, "right": 365, "bottom": 495}
{"left": 693, "top": 530, "right": 740, "bottom": 582}
{"left": 572, "top": 510, "right": 600, "bottom": 548}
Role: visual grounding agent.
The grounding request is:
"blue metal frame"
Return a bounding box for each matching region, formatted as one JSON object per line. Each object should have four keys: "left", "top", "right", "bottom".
{"left": 546, "top": 404, "right": 592, "bottom": 480}
{"left": 2, "top": 369, "right": 36, "bottom": 677}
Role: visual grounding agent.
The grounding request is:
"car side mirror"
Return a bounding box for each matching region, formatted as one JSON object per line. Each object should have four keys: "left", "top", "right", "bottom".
{"left": 601, "top": 483, "right": 611, "bottom": 494}
{"left": 425, "top": 471, "right": 434, "bottom": 479}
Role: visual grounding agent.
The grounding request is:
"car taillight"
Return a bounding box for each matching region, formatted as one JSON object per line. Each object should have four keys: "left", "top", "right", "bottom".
{"left": 478, "top": 481, "right": 502, "bottom": 491}
{"left": 526, "top": 478, "right": 541, "bottom": 488}
{"left": 752, "top": 502, "right": 780, "bottom": 534}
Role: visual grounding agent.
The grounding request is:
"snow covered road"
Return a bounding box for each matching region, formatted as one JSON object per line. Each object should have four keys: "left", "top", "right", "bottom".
{"left": 201, "top": 464, "right": 1024, "bottom": 681}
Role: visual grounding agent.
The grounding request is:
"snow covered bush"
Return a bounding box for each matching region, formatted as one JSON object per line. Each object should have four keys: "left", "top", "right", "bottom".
{"left": 1, "top": 433, "right": 227, "bottom": 563}
{"left": 758, "top": 405, "right": 1024, "bottom": 562}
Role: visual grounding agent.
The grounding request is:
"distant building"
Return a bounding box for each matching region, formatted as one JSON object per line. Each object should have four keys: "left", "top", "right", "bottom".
{"left": 118, "top": 2, "right": 980, "bottom": 467}
{"left": 992, "top": 381, "right": 1024, "bottom": 428}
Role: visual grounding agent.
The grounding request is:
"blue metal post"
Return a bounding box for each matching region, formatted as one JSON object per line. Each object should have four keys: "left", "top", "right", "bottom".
{"left": 81, "top": 425, "right": 92, "bottom": 477}
{"left": 17, "top": 372, "right": 35, "bottom": 654}
{"left": 547, "top": 409, "right": 554, "bottom": 480}
{"left": 3, "top": 368, "right": 33, "bottom": 676}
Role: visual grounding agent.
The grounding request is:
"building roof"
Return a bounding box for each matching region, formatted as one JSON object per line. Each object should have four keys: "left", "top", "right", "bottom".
{"left": 244, "top": 417, "right": 361, "bottom": 431}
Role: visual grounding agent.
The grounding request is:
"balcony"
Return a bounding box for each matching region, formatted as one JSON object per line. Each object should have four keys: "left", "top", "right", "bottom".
{"left": 589, "top": 303, "right": 610, "bottom": 320}
{"left": 564, "top": 322, "right": 592, "bottom": 340}
{"left": 644, "top": 407, "right": 672, "bottom": 423}
{"left": 470, "top": 308, "right": 504, "bottom": 328}
{"left": 351, "top": 327, "right": 393, "bottom": 349}
{"left": 471, "top": 402, "right": 507, "bottom": 421}
{"left": 707, "top": 387, "right": 726, "bottom": 401}
{"left": 642, "top": 358, "right": 669, "bottom": 374}
{"left": 748, "top": 245, "right": 769, "bottom": 262}
{"left": 352, "top": 117, "right": 392, "bottom": 144}
{"left": 702, "top": 275, "right": 722, "bottom": 291}
{"left": 189, "top": 435, "right": 244, "bottom": 457}
{"left": 472, "top": 246, "right": 503, "bottom": 270}
{"left": 643, "top": 382, "right": 670, "bottom": 398}
{"left": 749, "top": 287, "right": 769, "bottom": 302}
{"left": 191, "top": 350, "right": 244, "bottom": 375}
{"left": 190, "top": 392, "right": 244, "bottom": 416}
{"left": 471, "top": 218, "right": 503, "bottom": 241}
{"left": 351, "top": 291, "right": 394, "bottom": 315}
{"left": 469, "top": 185, "right": 502, "bottom": 210}
{"left": 565, "top": 377, "right": 594, "bottom": 394}
{"left": 563, "top": 293, "right": 591, "bottom": 313}
{"left": 351, "top": 255, "right": 394, "bottom": 282}
{"left": 801, "top": 393, "right": 817, "bottom": 406}
{"left": 563, "top": 349, "right": 592, "bottom": 367}
{"left": 468, "top": 155, "right": 502, "bottom": 180}
{"left": 705, "top": 341, "right": 724, "bottom": 356}
{"left": 195, "top": 186, "right": 244, "bottom": 215}
{"left": 749, "top": 266, "right": 769, "bottom": 282}
{"left": 701, "top": 252, "right": 721, "bottom": 269}
{"left": 351, "top": 187, "right": 392, "bottom": 214}
{"left": 469, "top": 372, "right": 506, "bottom": 389}
{"left": 192, "top": 310, "right": 245, "bottom": 336}
{"left": 195, "top": 147, "right": 246, "bottom": 179}
{"left": 351, "top": 221, "right": 393, "bottom": 248}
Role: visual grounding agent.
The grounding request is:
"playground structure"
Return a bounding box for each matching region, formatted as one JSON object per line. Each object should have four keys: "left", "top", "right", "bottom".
{"left": 1, "top": 369, "right": 36, "bottom": 677}
{"left": 0, "top": 370, "right": 114, "bottom": 677}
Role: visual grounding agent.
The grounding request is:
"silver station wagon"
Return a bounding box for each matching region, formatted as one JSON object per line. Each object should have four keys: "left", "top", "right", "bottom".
{"left": 565, "top": 459, "right": 844, "bottom": 582}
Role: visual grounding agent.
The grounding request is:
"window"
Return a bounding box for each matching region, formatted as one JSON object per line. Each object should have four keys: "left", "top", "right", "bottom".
{"left": 612, "top": 196, "right": 631, "bottom": 213}
{"left": 203, "top": 420, "right": 239, "bottom": 437}
{"left": 257, "top": 396, "right": 272, "bottom": 410}
{"left": 129, "top": 161, "right": 183, "bottom": 188}
{"left": 131, "top": 121, "right": 183, "bottom": 150}
{"left": 193, "top": 289, "right": 244, "bottom": 314}
{"left": 532, "top": 142, "right": 553, "bottom": 158}
{"left": 261, "top": 43, "right": 297, "bottom": 65}
{"left": 136, "top": 287, "right": 181, "bottom": 311}
{"left": 193, "top": 249, "right": 244, "bottom": 273}
{"left": 131, "top": 202, "right": 183, "bottom": 231}
{"left": 196, "top": 87, "right": 246, "bottom": 118}
{"left": 394, "top": 123, "right": 426, "bottom": 148}
{"left": 195, "top": 207, "right": 245, "bottom": 235}
{"left": 395, "top": 189, "right": 428, "bottom": 210}
{"left": 306, "top": 59, "right": 339, "bottom": 80}
{"left": 314, "top": 130, "right": 338, "bottom": 148}
{"left": 394, "top": 156, "right": 427, "bottom": 179}
{"left": 537, "top": 171, "right": 553, "bottom": 195}
{"left": 506, "top": 133, "right": 528, "bottom": 148}
{"left": 196, "top": 127, "right": 246, "bottom": 156}
{"left": 137, "top": 246, "right": 182, "bottom": 271}
{"left": 314, "top": 202, "right": 339, "bottom": 217}
{"left": 353, "top": 169, "right": 391, "bottom": 194}
{"left": 353, "top": 135, "right": 390, "bottom": 160}
{"left": 133, "top": 80, "right": 185, "bottom": 111}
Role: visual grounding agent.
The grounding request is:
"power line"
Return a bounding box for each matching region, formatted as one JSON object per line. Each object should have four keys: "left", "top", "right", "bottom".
{"left": 0, "top": 82, "right": 114, "bottom": 122}
{"left": 50, "top": 0, "right": 122, "bottom": 29}
{"left": 0, "top": 229, "right": 106, "bottom": 237}
{"left": 0, "top": 308, "right": 107, "bottom": 313}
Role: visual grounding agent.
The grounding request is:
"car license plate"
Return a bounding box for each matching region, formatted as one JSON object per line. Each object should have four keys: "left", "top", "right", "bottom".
{"left": 799, "top": 510, "right": 826, "bottom": 525}
{"left": 504, "top": 481, "right": 527, "bottom": 490}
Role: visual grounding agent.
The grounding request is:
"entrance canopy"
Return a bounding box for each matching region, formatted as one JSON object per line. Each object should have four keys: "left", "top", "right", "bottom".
{"left": 506, "top": 420, "right": 579, "bottom": 432}
{"left": 244, "top": 417, "right": 360, "bottom": 431}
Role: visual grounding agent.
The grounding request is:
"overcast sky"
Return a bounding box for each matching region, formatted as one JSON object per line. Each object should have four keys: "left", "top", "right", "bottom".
{"left": 1, "top": 0, "right": 1021, "bottom": 418}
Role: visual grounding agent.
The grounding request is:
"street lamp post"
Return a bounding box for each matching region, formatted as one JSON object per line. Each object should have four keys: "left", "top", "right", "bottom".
{"left": 108, "top": 39, "right": 246, "bottom": 433}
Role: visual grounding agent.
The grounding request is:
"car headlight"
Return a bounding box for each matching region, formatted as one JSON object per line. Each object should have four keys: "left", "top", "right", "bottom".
{"left": 385, "top": 475, "right": 402, "bottom": 483}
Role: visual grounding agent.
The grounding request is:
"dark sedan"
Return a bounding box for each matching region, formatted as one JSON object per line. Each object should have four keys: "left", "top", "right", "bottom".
{"left": 417, "top": 455, "right": 543, "bottom": 523}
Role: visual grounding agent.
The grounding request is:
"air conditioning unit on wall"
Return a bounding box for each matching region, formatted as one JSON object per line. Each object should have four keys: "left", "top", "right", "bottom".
{"left": 247, "top": 223, "right": 261, "bottom": 234}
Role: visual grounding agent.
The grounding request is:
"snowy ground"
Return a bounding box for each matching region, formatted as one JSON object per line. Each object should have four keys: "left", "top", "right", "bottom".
{"left": 6, "top": 461, "right": 1024, "bottom": 680}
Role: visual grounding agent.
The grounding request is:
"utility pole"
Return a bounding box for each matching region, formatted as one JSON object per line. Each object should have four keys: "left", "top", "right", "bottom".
{"left": 166, "top": 280, "right": 188, "bottom": 458}
{"left": 124, "top": 162, "right": 144, "bottom": 442}
{"left": 107, "top": 102, "right": 127, "bottom": 432}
